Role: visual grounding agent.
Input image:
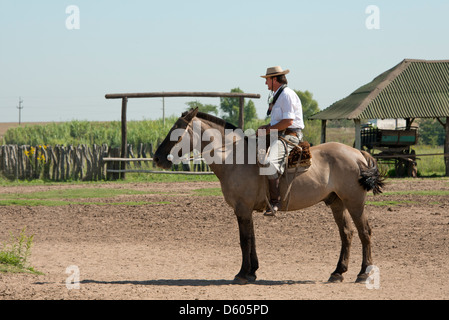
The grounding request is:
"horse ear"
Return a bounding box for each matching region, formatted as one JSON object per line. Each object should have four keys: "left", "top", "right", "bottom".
{"left": 183, "top": 107, "right": 199, "bottom": 122}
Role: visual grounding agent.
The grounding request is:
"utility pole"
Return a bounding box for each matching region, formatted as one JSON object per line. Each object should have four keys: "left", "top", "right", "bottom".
{"left": 17, "top": 97, "right": 24, "bottom": 125}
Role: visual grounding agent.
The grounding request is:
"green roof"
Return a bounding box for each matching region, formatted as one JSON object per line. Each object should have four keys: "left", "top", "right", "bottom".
{"left": 310, "top": 59, "right": 449, "bottom": 120}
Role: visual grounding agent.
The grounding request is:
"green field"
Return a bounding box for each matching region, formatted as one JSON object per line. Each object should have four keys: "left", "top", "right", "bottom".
{"left": 1, "top": 120, "right": 447, "bottom": 178}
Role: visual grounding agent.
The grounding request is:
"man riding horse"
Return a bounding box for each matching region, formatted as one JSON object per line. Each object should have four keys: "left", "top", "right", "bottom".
{"left": 258, "top": 66, "right": 305, "bottom": 216}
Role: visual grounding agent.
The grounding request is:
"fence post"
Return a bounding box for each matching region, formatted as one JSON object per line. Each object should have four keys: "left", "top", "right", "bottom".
{"left": 121, "top": 97, "right": 128, "bottom": 179}
{"left": 445, "top": 117, "right": 449, "bottom": 177}
{"left": 238, "top": 96, "right": 244, "bottom": 129}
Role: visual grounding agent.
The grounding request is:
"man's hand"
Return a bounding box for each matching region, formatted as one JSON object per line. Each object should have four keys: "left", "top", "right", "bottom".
{"left": 257, "top": 124, "right": 270, "bottom": 136}
{"left": 257, "top": 119, "right": 293, "bottom": 136}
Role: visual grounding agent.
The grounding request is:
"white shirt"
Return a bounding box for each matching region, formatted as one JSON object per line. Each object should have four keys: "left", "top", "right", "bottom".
{"left": 270, "top": 86, "right": 304, "bottom": 129}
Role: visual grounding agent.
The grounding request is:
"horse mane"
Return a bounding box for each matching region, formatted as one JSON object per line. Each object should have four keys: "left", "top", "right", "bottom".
{"left": 182, "top": 110, "right": 238, "bottom": 130}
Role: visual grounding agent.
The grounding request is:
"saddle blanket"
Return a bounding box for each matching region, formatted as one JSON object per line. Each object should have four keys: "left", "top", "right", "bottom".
{"left": 287, "top": 141, "right": 312, "bottom": 169}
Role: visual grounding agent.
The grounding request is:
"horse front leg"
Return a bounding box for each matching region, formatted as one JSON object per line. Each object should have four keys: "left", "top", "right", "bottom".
{"left": 234, "top": 209, "right": 258, "bottom": 285}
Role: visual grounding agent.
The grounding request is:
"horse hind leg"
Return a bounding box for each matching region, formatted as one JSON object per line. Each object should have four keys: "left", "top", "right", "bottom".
{"left": 345, "top": 200, "right": 374, "bottom": 283}
{"left": 327, "top": 195, "right": 354, "bottom": 283}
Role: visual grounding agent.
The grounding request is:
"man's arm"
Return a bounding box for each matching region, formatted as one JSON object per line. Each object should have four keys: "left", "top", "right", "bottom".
{"left": 258, "top": 119, "right": 293, "bottom": 135}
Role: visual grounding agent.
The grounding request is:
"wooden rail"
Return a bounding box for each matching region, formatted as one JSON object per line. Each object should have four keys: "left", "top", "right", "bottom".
{"left": 106, "top": 169, "right": 214, "bottom": 175}
{"left": 102, "top": 157, "right": 212, "bottom": 175}
{"left": 105, "top": 91, "right": 260, "bottom": 179}
{"left": 373, "top": 153, "right": 449, "bottom": 159}
{"left": 105, "top": 92, "right": 261, "bottom": 99}
{"left": 103, "top": 157, "right": 153, "bottom": 162}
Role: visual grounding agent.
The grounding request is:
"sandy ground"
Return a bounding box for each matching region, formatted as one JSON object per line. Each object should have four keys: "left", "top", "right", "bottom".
{"left": 0, "top": 178, "right": 448, "bottom": 301}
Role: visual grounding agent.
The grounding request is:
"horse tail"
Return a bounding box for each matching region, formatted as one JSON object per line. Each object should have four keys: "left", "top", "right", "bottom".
{"left": 358, "top": 150, "right": 385, "bottom": 195}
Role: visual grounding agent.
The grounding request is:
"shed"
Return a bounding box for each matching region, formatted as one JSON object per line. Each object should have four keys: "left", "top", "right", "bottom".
{"left": 310, "top": 59, "right": 449, "bottom": 176}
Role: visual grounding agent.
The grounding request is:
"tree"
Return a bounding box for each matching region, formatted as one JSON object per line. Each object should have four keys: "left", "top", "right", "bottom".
{"left": 294, "top": 89, "right": 320, "bottom": 120}
{"left": 417, "top": 118, "right": 445, "bottom": 146}
{"left": 244, "top": 100, "right": 257, "bottom": 124}
{"left": 185, "top": 100, "right": 218, "bottom": 115}
{"left": 220, "top": 88, "right": 257, "bottom": 126}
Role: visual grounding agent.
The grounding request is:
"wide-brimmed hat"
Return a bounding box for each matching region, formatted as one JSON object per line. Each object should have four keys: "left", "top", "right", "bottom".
{"left": 260, "top": 66, "right": 290, "bottom": 78}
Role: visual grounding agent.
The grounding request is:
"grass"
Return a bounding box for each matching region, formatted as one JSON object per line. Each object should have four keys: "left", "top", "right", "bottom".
{"left": 0, "top": 199, "right": 170, "bottom": 207}
{"left": 381, "top": 190, "right": 449, "bottom": 196}
{"left": 0, "top": 171, "right": 219, "bottom": 187}
{"left": 0, "top": 188, "right": 149, "bottom": 200}
{"left": 121, "top": 172, "right": 219, "bottom": 183}
{"left": 366, "top": 200, "right": 418, "bottom": 206}
{"left": 366, "top": 189, "right": 449, "bottom": 207}
{"left": 376, "top": 145, "right": 446, "bottom": 177}
{"left": 192, "top": 187, "right": 223, "bottom": 197}
{"left": 2, "top": 118, "right": 176, "bottom": 148}
{"left": 0, "top": 188, "right": 171, "bottom": 207}
{"left": 412, "top": 145, "right": 446, "bottom": 177}
{"left": 0, "top": 174, "right": 221, "bottom": 207}
{"left": 0, "top": 227, "right": 42, "bottom": 274}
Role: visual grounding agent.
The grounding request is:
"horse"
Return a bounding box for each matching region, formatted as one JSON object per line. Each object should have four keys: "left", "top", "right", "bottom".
{"left": 153, "top": 108, "right": 385, "bottom": 285}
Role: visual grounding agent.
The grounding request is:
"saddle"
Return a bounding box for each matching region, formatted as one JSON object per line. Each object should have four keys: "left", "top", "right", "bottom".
{"left": 257, "top": 138, "right": 312, "bottom": 172}
{"left": 285, "top": 140, "right": 312, "bottom": 169}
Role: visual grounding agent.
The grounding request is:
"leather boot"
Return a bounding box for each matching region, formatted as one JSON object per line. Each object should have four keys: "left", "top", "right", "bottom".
{"left": 264, "top": 178, "right": 280, "bottom": 216}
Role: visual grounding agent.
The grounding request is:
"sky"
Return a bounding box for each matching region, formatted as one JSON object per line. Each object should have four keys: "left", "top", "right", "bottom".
{"left": 1, "top": 0, "right": 449, "bottom": 123}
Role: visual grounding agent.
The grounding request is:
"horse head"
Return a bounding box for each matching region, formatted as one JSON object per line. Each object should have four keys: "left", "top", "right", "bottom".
{"left": 153, "top": 107, "right": 199, "bottom": 169}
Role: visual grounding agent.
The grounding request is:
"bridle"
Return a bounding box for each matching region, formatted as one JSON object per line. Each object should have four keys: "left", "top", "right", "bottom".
{"left": 169, "top": 116, "right": 249, "bottom": 162}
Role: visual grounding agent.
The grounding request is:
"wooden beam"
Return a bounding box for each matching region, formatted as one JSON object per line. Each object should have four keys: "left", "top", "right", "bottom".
{"left": 354, "top": 119, "right": 361, "bottom": 150}
{"left": 373, "top": 153, "right": 449, "bottom": 158}
{"left": 238, "top": 96, "right": 244, "bottom": 128}
{"left": 321, "top": 120, "right": 327, "bottom": 144}
{"left": 436, "top": 117, "right": 445, "bottom": 127}
{"left": 106, "top": 169, "right": 214, "bottom": 175}
{"left": 105, "top": 92, "right": 261, "bottom": 99}
{"left": 445, "top": 117, "right": 449, "bottom": 177}
{"left": 103, "top": 158, "right": 153, "bottom": 162}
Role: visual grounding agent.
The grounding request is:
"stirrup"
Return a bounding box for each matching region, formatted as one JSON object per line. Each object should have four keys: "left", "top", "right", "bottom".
{"left": 264, "top": 203, "right": 279, "bottom": 216}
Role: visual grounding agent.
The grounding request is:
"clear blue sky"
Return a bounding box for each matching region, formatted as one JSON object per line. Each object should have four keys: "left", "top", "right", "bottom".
{"left": 1, "top": 0, "right": 448, "bottom": 122}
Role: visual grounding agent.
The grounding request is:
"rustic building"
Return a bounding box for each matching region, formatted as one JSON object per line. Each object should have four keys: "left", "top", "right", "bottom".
{"left": 311, "top": 59, "right": 449, "bottom": 176}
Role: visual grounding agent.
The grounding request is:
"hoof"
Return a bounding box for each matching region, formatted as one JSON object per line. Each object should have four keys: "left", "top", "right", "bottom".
{"left": 233, "top": 276, "right": 248, "bottom": 285}
{"left": 328, "top": 273, "right": 344, "bottom": 283}
{"left": 355, "top": 273, "right": 369, "bottom": 284}
{"left": 247, "top": 274, "right": 257, "bottom": 283}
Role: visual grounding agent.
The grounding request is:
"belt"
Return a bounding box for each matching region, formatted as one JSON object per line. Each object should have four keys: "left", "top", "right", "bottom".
{"left": 281, "top": 128, "right": 301, "bottom": 137}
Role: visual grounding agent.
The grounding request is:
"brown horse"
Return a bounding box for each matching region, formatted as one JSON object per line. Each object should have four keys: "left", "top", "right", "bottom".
{"left": 154, "top": 108, "right": 385, "bottom": 284}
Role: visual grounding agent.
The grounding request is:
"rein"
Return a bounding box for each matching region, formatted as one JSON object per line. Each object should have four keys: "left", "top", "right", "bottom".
{"left": 174, "top": 117, "right": 243, "bottom": 161}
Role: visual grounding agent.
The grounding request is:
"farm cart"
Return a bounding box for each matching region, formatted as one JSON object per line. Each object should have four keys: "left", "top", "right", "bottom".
{"left": 360, "top": 125, "right": 419, "bottom": 177}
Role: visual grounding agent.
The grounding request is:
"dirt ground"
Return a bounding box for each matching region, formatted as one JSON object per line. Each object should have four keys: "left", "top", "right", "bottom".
{"left": 0, "top": 178, "right": 448, "bottom": 300}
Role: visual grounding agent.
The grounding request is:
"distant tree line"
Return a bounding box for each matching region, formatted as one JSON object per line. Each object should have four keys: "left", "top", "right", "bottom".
{"left": 185, "top": 87, "right": 320, "bottom": 126}
{"left": 417, "top": 119, "right": 446, "bottom": 146}
{"left": 3, "top": 87, "right": 444, "bottom": 148}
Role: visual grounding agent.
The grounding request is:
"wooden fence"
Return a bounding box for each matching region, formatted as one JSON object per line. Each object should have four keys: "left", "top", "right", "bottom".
{"left": 0, "top": 144, "right": 210, "bottom": 181}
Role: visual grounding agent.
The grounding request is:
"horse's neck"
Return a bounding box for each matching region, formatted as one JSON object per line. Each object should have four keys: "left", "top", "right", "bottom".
{"left": 196, "top": 118, "right": 252, "bottom": 179}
